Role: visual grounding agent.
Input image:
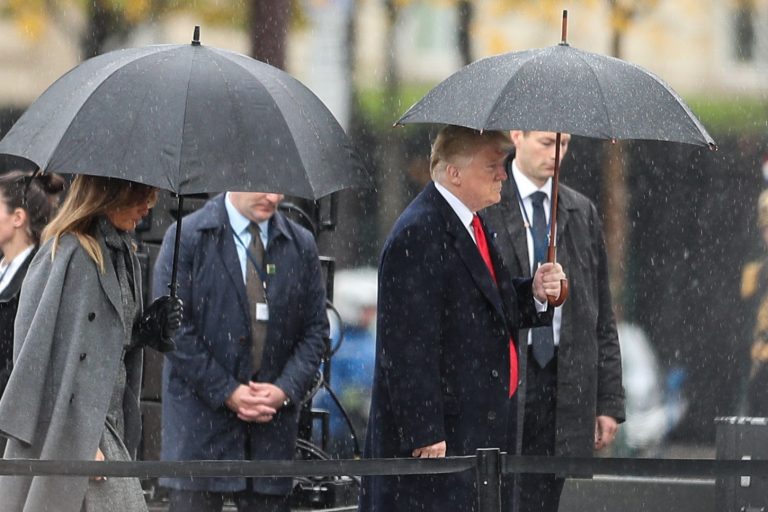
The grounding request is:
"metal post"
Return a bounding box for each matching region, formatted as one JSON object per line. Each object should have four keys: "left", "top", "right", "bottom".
{"left": 476, "top": 448, "right": 502, "bottom": 512}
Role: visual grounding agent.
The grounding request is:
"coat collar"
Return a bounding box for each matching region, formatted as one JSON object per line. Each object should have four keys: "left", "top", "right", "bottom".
{"left": 94, "top": 225, "right": 139, "bottom": 332}
{"left": 199, "top": 194, "right": 294, "bottom": 244}
{"left": 197, "top": 194, "right": 294, "bottom": 317}
{"left": 425, "top": 182, "right": 507, "bottom": 321}
{"left": 0, "top": 247, "right": 36, "bottom": 304}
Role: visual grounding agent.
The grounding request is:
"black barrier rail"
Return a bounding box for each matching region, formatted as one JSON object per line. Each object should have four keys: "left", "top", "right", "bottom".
{"left": 2, "top": 450, "right": 768, "bottom": 512}
{"left": 2, "top": 452, "right": 768, "bottom": 479}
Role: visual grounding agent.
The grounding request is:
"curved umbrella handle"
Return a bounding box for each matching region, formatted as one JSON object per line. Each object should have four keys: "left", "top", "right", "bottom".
{"left": 547, "top": 278, "right": 568, "bottom": 307}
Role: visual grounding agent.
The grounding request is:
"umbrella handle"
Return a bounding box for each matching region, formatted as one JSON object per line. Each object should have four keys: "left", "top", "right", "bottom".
{"left": 547, "top": 278, "right": 568, "bottom": 307}
{"left": 546, "top": 130, "right": 567, "bottom": 307}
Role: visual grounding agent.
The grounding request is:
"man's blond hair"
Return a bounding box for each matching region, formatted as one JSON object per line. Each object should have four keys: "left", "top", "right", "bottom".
{"left": 430, "top": 125, "right": 511, "bottom": 179}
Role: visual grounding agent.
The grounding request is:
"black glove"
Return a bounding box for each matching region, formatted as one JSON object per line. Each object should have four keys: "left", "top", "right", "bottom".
{"left": 135, "top": 295, "right": 183, "bottom": 352}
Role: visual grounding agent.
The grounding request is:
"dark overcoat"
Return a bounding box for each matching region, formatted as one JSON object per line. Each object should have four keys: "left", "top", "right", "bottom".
{"left": 359, "top": 182, "right": 552, "bottom": 512}
{"left": 483, "top": 177, "right": 625, "bottom": 458}
{"left": 0, "top": 234, "right": 144, "bottom": 512}
{"left": 153, "top": 194, "right": 327, "bottom": 495}
{"left": 0, "top": 247, "right": 35, "bottom": 400}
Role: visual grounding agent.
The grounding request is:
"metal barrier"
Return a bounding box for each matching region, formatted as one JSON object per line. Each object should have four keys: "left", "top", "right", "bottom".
{"left": 3, "top": 451, "right": 768, "bottom": 512}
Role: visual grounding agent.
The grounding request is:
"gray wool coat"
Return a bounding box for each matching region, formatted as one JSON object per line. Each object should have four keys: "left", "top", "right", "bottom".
{"left": 0, "top": 233, "right": 144, "bottom": 512}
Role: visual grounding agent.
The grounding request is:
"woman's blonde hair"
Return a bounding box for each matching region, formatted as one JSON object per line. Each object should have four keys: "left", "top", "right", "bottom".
{"left": 42, "top": 175, "right": 157, "bottom": 271}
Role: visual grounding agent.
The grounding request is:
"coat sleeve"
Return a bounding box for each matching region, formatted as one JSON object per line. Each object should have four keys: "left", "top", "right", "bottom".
{"left": 510, "top": 276, "right": 554, "bottom": 330}
{"left": 377, "top": 224, "right": 447, "bottom": 451}
{"left": 272, "top": 231, "right": 327, "bottom": 404}
{"left": 0, "top": 241, "right": 68, "bottom": 445}
{"left": 590, "top": 205, "right": 626, "bottom": 422}
{"left": 153, "top": 222, "right": 241, "bottom": 410}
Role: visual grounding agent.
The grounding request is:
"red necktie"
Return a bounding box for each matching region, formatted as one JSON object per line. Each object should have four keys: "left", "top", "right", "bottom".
{"left": 471, "top": 214, "right": 518, "bottom": 397}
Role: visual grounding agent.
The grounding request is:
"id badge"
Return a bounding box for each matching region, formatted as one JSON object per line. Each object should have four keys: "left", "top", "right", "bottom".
{"left": 256, "top": 302, "right": 269, "bottom": 322}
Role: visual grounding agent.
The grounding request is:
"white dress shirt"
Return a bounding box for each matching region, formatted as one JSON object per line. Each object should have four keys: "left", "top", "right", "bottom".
{"left": 510, "top": 161, "right": 562, "bottom": 345}
{"left": 225, "top": 193, "right": 270, "bottom": 284}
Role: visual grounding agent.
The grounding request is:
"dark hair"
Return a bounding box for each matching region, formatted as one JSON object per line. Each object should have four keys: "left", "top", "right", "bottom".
{"left": 0, "top": 170, "right": 66, "bottom": 244}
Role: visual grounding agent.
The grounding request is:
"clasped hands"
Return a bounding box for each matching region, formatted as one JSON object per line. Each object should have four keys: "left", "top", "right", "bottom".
{"left": 226, "top": 382, "right": 288, "bottom": 424}
{"left": 532, "top": 262, "right": 566, "bottom": 303}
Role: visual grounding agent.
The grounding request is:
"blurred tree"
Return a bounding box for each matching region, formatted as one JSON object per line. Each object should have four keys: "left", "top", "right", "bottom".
{"left": 1, "top": 0, "right": 298, "bottom": 63}
{"left": 375, "top": 0, "right": 409, "bottom": 240}
{"left": 248, "top": 0, "right": 290, "bottom": 68}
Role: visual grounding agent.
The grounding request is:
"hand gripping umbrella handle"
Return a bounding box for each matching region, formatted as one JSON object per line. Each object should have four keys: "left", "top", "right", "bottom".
{"left": 546, "top": 244, "right": 569, "bottom": 307}
{"left": 546, "top": 132, "right": 568, "bottom": 308}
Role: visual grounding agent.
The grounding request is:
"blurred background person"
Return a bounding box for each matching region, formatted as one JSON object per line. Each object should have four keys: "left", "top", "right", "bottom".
{"left": 313, "top": 266, "right": 377, "bottom": 458}
{"left": 0, "top": 176, "right": 181, "bottom": 512}
{"left": 0, "top": 170, "right": 66, "bottom": 455}
{"left": 611, "top": 323, "right": 688, "bottom": 457}
{"left": 741, "top": 189, "right": 768, "bottom": 417}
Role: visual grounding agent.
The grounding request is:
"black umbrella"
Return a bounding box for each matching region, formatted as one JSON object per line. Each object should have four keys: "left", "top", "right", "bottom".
{"left": 396, "top": 11, "right": 716, "bottom": 305}
{"left": 0, "top": 27, "right": 370, "bottom": 294}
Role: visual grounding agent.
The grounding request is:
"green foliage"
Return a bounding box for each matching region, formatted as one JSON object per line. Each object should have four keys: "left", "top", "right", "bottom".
{"left": 355, "top": 84, "right": 434, "bottom": 131}
{"left": 687, "top": 95, "right": 768, "bottom": 136}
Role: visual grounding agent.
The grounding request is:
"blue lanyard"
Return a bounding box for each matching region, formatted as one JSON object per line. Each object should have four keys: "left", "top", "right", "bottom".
{"left": 232, "top": 229, "right": 269, "bottom": 286}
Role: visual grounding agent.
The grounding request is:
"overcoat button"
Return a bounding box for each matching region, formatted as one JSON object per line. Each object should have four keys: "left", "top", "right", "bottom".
{"left": 491, "top": 370, "right": 499, "bottom": 378}
{"left": 239, "top": 336, "right": 247, "bottom": 345}
{"left": 80, "top": 353, "right": 87, "bottom": 361}
{"left": 88, "top": 312, "right": 96, "bottom": 321}
{"left": 487, "top": 411, "right": 497, "bottom": 421}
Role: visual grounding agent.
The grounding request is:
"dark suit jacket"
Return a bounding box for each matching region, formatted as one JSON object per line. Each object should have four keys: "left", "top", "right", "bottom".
{"left": 153, "top": 194, "right": 328, "bottom": 494}
{"left": 359, "top": 182, "right": 551, "bottom": 512}
{"left": 0, "top": 247, "right": 35, "bottom": 400}
{"left": 483, "top": 171, "right": 625, "bottom": 458}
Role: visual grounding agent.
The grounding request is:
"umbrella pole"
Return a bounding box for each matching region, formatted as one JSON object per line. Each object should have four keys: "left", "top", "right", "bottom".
{"left": 546, "top": 132, "right": 568, "bottom": 307}
{"left": 169, "top": 195, "right": 184, "bottom": 298}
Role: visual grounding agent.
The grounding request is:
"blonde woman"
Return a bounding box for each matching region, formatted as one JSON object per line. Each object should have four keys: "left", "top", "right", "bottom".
{"left": 0, "top": 175, "right": 182, "bottom": 512}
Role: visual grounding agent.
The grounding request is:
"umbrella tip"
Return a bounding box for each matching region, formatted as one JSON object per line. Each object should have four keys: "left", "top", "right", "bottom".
{"left": 708, "top": 142, "right": 718, "bottom": 152}
{"left": 560, "top": 9, "right": 568, "bottom": 46}
{"left": 192, "top": 26, "right": 201, "bottom": 46}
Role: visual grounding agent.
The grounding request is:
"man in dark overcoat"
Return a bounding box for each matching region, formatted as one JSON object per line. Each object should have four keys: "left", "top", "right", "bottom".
{"left": 358, "top": 126, "right": 566, "bottom": 512}
{"left": 153, "top": 192, "right": 328, "bottom": 512}
{"left": 483, "top": 130, "right": 626, "bottom": 512}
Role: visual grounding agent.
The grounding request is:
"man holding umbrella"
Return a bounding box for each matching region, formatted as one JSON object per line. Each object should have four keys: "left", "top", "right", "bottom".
{"left": 152, "top": 191, "right": 328, "bottom": 512}
{"left": 483, "top": 130, "right": 625, "bottom": 512}
{"left": 360, "top": 125, "right": 566, "bottom": 511}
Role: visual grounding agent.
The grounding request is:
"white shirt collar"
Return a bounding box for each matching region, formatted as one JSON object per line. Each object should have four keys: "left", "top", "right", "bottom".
{"left": 511, "top": 159, "right": 552, "bottom": 201}
{"left": 0, "top": 244, "right": 34, "bottom": 291}
{"left": 434, "top": 180, "right": 475, "bottom": 232}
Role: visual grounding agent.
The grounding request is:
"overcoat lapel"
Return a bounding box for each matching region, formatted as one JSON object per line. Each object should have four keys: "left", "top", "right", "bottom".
{"left": 500, "top": 180, "right": 532, "bottom": 277}
{"left": 553, "top": 190, "right": 572, "bottom": 273}
{"left": 218, "top": 223, "right": 250, "bottom": 320}
{"left": 96, "top": 237, "right": 127, "bottom": 331}
{"left": 428, "top": 184, "right": 507, "bottom": 322}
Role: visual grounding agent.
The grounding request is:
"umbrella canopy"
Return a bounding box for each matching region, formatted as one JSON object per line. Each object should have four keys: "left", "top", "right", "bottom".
{"left": 396, "top": 12, "right": 715, "bottom": 307}
{"left": 396, "top": 43, "right": 715, "bottom": 149}
{"left": 0, "top": 30, "right": 370, "bottom": 200}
